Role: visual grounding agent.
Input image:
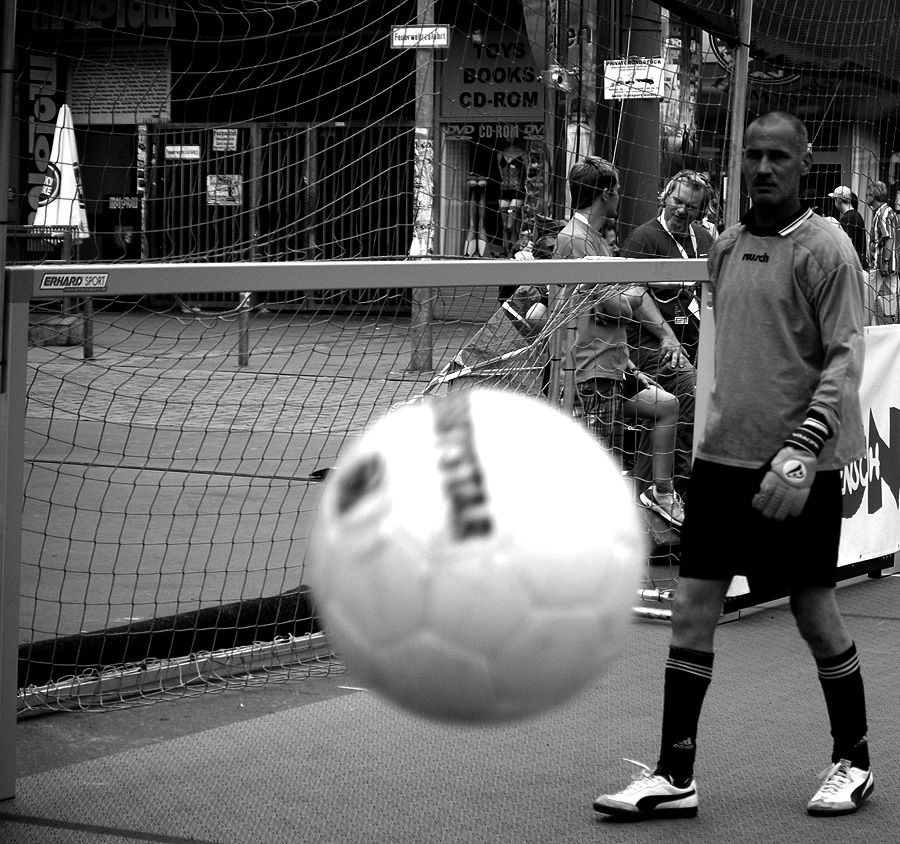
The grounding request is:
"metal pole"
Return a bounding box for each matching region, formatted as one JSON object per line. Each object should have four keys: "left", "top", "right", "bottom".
{"left": 82, "top": 297, "right": 94, "bottom": 360}
{"left": 0, "top": 0, "right": 20, "bottom": 801}
{"left": 552, "top": 0, "right": 569, "bottom": 219}
{"left": 237, "top": 292, "right": 250, "bottom": 367}
{"left": 724, "top": 0, "right": 752, "bottom": 227}
{"left": 697, "top": 2, "right": 751, "bottom": 483}
{"left": 547, "top": 286, "right": 565, "bottom": 406}
{"left": 546, "top": 1, "right": 571, "bottom": 408}
{"left": 248, "top": 123, "right": 261, "bottom": 262}
{"left": 0, "top": 1, "right": 15, "bottom": 363}
{"left": 407, "top": 0, "right": 436, "bottom": 372}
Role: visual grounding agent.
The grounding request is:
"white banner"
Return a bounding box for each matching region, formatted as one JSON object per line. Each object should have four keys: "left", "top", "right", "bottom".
{"left": 839, "top": 325, "right": 900, "bottom": 566}
{"left": 31, "top": 103, "right": 91, "bottom": 239}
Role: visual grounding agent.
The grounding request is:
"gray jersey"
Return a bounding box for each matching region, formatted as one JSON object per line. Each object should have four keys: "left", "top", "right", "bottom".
{"left": 699, "top": 208, "right": 866, "bottom": 471}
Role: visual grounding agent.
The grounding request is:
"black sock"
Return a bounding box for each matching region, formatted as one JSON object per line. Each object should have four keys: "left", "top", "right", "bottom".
{"left": 816, "top": 642, "right": 870, "bottom": 769}
{"left": 656, "top": 646, "right": 714, "bottom": 786}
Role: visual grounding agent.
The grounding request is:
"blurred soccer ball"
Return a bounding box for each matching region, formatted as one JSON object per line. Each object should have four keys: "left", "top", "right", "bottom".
{"left": 307, "top": 388, "right": 644, "bottom": 724}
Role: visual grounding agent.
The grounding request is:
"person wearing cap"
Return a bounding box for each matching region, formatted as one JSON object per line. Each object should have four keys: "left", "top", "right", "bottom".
{"left": 865, "top": 180, "right": 899, "bottom": 324}
{"left": 829, "top": 186, "right": 868, "bottom": 270}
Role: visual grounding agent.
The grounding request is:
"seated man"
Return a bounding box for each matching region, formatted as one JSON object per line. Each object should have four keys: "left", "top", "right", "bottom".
{"left": 620, "top": 170, "right": 716, "bottom": 498}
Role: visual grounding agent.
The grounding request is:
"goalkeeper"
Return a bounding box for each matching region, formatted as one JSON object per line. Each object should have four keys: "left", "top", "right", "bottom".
{"left": 594, "top": 111, "right": 872, "bottom": 820}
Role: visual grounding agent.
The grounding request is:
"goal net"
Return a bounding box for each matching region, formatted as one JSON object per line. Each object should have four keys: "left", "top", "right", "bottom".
{"left": 3, "top": 0, "right": 900, "bottom": 721}
{"left": 7, "top": 259, "right": 699, "bottom": 713}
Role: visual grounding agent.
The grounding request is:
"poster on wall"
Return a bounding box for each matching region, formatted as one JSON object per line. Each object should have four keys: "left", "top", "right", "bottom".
{"left": 69, "top": 45, "right": 172, "bottom": 125}
{"left": 838, "top": 324, "right": 900, "bottom": 566}
{"left": 212, "top": 129, "right": 238, "bottom": 152}
{"left": 602, "top": 58, "right": 666, "bottom": 100}
{"left": 207, "top": 175, "right": 243, "bottom": 206}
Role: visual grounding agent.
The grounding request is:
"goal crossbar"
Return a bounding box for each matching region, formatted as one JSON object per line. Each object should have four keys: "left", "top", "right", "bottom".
{"left": 6, "top": 258, "right": 709, "bottom": 300}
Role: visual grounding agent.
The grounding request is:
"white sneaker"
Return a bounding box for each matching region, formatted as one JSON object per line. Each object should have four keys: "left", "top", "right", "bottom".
{"left": 807, "top": 760, "right": 873, "bottom": 816}
{"left": 639, "top": 487, "right": 686, "bottom": 528}
{"left": 593, "top": 759, "right": 698, "bottom": 820}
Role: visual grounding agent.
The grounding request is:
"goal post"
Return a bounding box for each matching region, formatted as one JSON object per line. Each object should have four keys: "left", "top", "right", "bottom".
{"left": 0, "top": 0, "right": 18, "bottom": 801}
{"left": 0, "top": 278, "right": 28, "bottom": 802}
{"left": 0, "top": 258, "right": 701, "bottom": 725}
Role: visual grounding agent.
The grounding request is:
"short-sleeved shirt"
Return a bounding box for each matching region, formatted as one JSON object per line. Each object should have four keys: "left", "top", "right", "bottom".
{"left": 870, "top": 202, "right": 897, "bottom": 276}
{"left": 620, "top": 218, "right": 714, "bottom": 356}
{"left": 553, "top": 214, "right": 627, "bottom": 383}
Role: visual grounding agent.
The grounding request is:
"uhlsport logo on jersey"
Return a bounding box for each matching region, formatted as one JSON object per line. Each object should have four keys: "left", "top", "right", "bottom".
{"left": 843, "top": 407, "right": 900, "bottom": 518}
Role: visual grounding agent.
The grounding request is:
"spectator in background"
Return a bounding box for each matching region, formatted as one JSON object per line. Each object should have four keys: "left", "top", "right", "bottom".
{"left": 829, "top": 185, "right": 868, "bottom": 270}
{"left": 618, "top": 170, "right": 716, "bottom": 499}
{"left": 865, "top": 180, "right": 899, "bottom": 323}
{"left": 554, "top": 156, "right": 684, "bottom": 527}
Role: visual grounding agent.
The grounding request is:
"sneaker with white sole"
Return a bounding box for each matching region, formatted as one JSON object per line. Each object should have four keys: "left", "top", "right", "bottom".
{"left": 639, "top": 487, "right": 686, "bottom": 528}
{"left": 807, "top": 760, "right": 873, "bottom": 816}
{"left": 593, "top": 759, "right": 698, "bottom": 820}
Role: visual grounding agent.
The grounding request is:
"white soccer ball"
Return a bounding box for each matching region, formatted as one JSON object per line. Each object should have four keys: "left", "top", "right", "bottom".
{"left": 307, "top": 388, "right": 644, "bottom": 724}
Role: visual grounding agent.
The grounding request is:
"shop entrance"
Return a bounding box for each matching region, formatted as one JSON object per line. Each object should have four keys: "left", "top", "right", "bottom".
{"left": 438, "top": 121, "right": 544, "bottom": 259}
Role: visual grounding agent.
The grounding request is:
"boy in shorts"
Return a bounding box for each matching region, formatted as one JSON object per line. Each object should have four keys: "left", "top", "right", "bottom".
{"left": 554, "top": 156, "right": 684, "bottom": 527}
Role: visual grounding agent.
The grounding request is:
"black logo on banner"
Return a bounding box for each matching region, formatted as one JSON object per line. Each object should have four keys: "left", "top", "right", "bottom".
{"left": 843, "top": 407, "right": 900, "bottom": 517}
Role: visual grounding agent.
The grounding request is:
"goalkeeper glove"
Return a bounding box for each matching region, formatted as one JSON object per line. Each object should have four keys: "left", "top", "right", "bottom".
{"left": 751, "top": 447, "right": 818, "bottom": 521}
{"left": 752, "top": 412, "right": 831, "bottom": 521}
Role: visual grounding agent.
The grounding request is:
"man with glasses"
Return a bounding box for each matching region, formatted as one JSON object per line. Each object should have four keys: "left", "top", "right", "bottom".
{"left": 618, "top": 170, "right": 716, "bottom": 506}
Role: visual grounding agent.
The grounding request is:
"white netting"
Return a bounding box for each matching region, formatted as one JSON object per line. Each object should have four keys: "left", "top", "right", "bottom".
{"left": 5, "top": 0, "right": 900, "bottom": 713}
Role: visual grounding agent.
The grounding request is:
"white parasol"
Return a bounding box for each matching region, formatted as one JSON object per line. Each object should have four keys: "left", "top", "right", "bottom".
{"left": 32, "top": 103, "right": 90, "bottom": 240}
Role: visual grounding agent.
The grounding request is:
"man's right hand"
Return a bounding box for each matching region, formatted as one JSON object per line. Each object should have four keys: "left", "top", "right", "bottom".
{"left": 658, "top": 335, "right": 685, "bottom": 370}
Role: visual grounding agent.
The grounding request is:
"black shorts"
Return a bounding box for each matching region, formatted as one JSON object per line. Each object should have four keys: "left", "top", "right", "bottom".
{"left": 678, "top": 458, "right": 843, "bottom": 589}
